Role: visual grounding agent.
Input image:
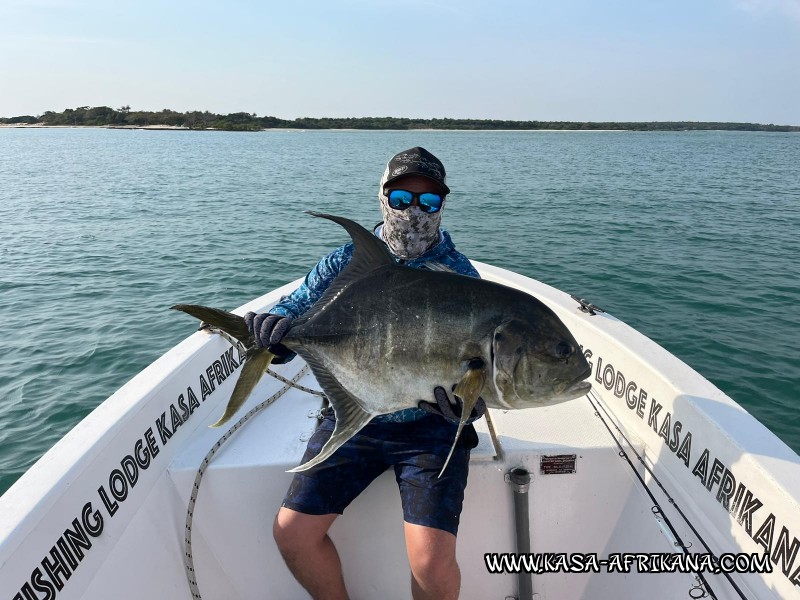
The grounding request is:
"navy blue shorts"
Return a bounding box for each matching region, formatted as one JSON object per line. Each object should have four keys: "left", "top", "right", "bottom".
{"left": 282, "top": 409, "right": 479, "bottom": 536}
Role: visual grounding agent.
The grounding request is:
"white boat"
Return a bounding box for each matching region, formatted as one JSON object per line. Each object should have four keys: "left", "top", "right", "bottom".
{"left": 2, "top": 262, "right": 798, "bottom": 600}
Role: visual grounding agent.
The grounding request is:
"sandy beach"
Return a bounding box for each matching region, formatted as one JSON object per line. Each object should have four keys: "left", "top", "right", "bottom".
{"left": 0, "top": 124, "right": 190, "bottom": 130}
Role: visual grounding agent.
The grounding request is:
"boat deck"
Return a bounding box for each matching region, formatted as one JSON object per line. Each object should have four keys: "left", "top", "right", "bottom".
{"left": 78, "top": 357, "right": 701, "bottom": 599}
{"left": 4, "top": 266, "right": 793, "bottom": 599}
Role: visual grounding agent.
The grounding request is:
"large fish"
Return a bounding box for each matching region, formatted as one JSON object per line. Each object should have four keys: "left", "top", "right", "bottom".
{"left": 173, "top": 212, "right": 592, "bottom": 475}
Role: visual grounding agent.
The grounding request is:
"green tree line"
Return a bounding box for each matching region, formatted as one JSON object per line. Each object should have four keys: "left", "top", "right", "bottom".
{"left": 2, "top": 106, "right": 798, "bottom": 132}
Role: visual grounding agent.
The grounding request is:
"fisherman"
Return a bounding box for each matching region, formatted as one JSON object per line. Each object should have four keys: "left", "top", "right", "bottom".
{"left": 247, "top": 147, "right": 485, "bottom": 600}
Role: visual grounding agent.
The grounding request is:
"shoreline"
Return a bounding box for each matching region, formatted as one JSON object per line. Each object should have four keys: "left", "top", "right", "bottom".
{"left": 3, "top": 124, "right": 798, "bottom": 133}
{"left": 3, "top": 108, "right": 796, "bottom": 133}
{"left": 0, "top": 124, "right": 192, "bottom": 130}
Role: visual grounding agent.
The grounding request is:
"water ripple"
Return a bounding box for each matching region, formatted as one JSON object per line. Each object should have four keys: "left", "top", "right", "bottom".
{"left": 1, "top": 128, "right": 799, "bottom": 495}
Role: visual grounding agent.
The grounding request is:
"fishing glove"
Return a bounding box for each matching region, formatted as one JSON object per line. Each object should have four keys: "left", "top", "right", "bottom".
{"left": 419, "top": 386, "right": 487, "bottom": 424}
{"left": 244, "top": 312, "right": 294, "bottom": 364}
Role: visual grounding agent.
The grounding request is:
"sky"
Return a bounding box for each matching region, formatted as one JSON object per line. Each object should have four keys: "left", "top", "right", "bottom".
{"left": 0, "top": 0, "right": 799, "bottom": 124}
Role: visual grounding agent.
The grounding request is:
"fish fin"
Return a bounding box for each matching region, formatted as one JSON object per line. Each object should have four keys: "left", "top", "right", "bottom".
{"left": 209, "top": 348, "right": 274, "bottom": 428}
{"left": 171, "top": 303, "right": 268, "bottom": 426}
{"left": 439, "top": 359, "right": 487, "bottom": 478}
{"left": 292, "top": 213, "right": 394, "bottom": 328}
{"left": 424, "top": 261, "right": 457, "bottom": 273}
{"left": 171, "top": 304, "right": 252, "bottom": 345}
{"left": 288, "top": 399, "right": 374, "bottom": 473}
{"left": 288, "top": 349, "right": 375, "bottom": 472}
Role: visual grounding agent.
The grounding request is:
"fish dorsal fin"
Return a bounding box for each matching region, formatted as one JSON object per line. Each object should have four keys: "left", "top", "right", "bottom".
{"left": 306, "top": 211, "right": 394, "bottom": 275}
{"left": 288, "top": 349, "right": 375, "bottom": 472}
{"left": 292, "top": 212, "right": 395, "bottom": 328}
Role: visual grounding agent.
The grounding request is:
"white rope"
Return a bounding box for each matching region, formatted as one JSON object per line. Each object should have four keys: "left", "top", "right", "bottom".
{"left": 183, "top": 363, "right": 314, "bottom": 599}
{"left": 266, "top": 367, "right": 326, "bottom": 398}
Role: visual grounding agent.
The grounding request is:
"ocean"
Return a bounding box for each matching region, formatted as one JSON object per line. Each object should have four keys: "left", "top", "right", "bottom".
{"left": 0, "top": 127, "right": 798, "bottom": 496}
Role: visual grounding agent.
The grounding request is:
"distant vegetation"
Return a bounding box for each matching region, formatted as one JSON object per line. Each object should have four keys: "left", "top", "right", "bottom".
{"left": 2, "top": 106, "right": 798, "bottom": 132}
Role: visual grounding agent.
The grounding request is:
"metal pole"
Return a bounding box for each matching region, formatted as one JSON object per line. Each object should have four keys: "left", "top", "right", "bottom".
{"left": 508, "top": 467, "right": 532, "bottom": 600}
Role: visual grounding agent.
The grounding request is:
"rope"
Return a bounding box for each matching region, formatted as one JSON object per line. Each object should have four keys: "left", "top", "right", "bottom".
{"left": 588, "top": 391, "right": 752, "bottom": 600}
{"left": 198, "top": 322, "right": 326, "bottom": 399}
{"left": 265, "top": 367, "right": 326, "bottom": 398}
{"left": 183, "top": 363, "right": 316, "bottom": 599}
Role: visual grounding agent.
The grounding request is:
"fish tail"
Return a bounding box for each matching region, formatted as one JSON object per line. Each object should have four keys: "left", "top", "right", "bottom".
{"left": 209, "top": 348, "right": 274, "bottom": 427}
{"left": 171, "top": 304, "right": 252, "bottom": 345}
{"left": 171, "top": 303, "right": 271, "bottom": 427}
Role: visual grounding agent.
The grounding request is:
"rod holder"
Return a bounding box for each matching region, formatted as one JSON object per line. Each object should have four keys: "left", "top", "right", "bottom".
{"left": 507, "top": 467, "right": 533, "bottom": 600}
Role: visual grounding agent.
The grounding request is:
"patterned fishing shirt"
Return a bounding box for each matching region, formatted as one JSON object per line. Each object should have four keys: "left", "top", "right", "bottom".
{"left": 270, "top": 223, "right": 480, "bottom": 423}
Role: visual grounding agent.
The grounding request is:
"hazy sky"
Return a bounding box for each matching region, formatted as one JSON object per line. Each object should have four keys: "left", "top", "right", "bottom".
{"left": 1, "top": 0, "right": 799, "bottom": 123}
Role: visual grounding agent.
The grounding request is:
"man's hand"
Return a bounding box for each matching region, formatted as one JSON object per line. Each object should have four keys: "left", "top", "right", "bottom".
{"left": 244, "top": 312, "right": 294, "bottom": 363}
{"left": 418, "top": 386, "right": 487, "bottom": 424}
{"left": 245, "top": 312, "right": 292, "bottom": 347}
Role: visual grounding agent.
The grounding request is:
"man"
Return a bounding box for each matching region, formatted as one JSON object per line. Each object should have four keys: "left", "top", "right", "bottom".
{"left": 246, "top": 147, "right": 484, "bottom": 600}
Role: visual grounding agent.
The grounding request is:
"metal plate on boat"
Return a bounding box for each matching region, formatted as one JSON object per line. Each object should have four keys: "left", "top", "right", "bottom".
{"left": 540, "top": 454, "right": 577, "bottom": 475}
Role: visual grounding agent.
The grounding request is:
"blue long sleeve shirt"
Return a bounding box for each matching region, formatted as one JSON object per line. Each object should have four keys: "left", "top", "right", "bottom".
{"left": 271, "top": 224, "right": 480, "bottom": 423}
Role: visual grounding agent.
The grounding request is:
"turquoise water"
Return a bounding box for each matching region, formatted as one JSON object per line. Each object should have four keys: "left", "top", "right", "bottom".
{"left": 1, "top": 128, "right": 798, "bottom": 496}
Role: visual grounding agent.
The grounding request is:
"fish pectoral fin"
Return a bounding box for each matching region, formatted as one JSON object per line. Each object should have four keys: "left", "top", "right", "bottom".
{"left": 453, "top": 358, "right": 486, "bottom": 418}
{"left": 439, "top": 359, "right": 487, "bottom": 478}
{"left": 287, "top": 401, "right": 374, "bottom": 473}
{"left": 209, "top": 348, "right": 274, "bottom": 428}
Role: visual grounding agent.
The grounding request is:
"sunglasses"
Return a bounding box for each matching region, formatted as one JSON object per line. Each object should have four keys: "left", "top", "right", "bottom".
{"left": 386, "top": 190, "right": 445, "bottom": 213}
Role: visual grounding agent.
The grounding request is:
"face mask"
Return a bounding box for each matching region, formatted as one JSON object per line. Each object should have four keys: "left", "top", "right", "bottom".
{"left": 378, "top": 164, "right": 445, "bottom": 259}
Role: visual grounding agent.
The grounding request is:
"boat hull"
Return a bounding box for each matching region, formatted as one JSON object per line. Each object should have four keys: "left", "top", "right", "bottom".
{"left": 1, "top": 264, "right": 797, "bottom": 599}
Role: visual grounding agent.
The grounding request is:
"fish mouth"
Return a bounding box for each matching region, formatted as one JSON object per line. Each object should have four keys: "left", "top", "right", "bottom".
{"left": 560, "top": 367, "right": 593, "bottom": 398}
{"left": 565, "top": 380, "right": 592, "bottom": 396}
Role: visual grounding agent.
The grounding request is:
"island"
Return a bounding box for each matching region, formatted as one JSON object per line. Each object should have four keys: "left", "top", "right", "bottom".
{"left": 1, "top": 106, "right": 797, "bottom": 132}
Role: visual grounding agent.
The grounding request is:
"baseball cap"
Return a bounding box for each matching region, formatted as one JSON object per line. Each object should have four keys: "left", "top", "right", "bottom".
{"left": 384, "top": 147, "right": 450, "bottom": 194}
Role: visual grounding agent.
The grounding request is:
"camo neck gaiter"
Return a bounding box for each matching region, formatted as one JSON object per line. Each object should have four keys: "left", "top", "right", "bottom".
{"left": 378, "top": 164, "right": 445, "bottom": 260}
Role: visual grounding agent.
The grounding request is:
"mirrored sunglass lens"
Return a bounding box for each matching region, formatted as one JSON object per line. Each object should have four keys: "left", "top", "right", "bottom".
{"left": 388, "top": 190, "right": 413, "bottom": 209}
{"left": 419, "top": 193, "right": 443, "bottom": 212}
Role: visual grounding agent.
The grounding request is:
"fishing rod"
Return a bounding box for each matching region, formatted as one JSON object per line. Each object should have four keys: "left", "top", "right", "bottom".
{"left": 587, "top": 391, "right": 752, "bottom": 600}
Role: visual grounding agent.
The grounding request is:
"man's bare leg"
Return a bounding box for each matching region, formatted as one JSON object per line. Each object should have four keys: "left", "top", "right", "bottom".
{"left": 273, "top": 507, "right": 348, "bottom": 600}
{"left": 404, "top": 522, "right": 460, "bottom": 600}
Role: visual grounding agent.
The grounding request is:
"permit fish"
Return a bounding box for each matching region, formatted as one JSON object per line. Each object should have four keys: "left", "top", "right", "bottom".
{"left": 173, "top": 212, "right": 592, "bottom": 475}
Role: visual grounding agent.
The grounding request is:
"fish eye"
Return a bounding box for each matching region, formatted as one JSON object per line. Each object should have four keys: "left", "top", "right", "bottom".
{"left": 555, "top": 342, "right": 574, "bottom": 359}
